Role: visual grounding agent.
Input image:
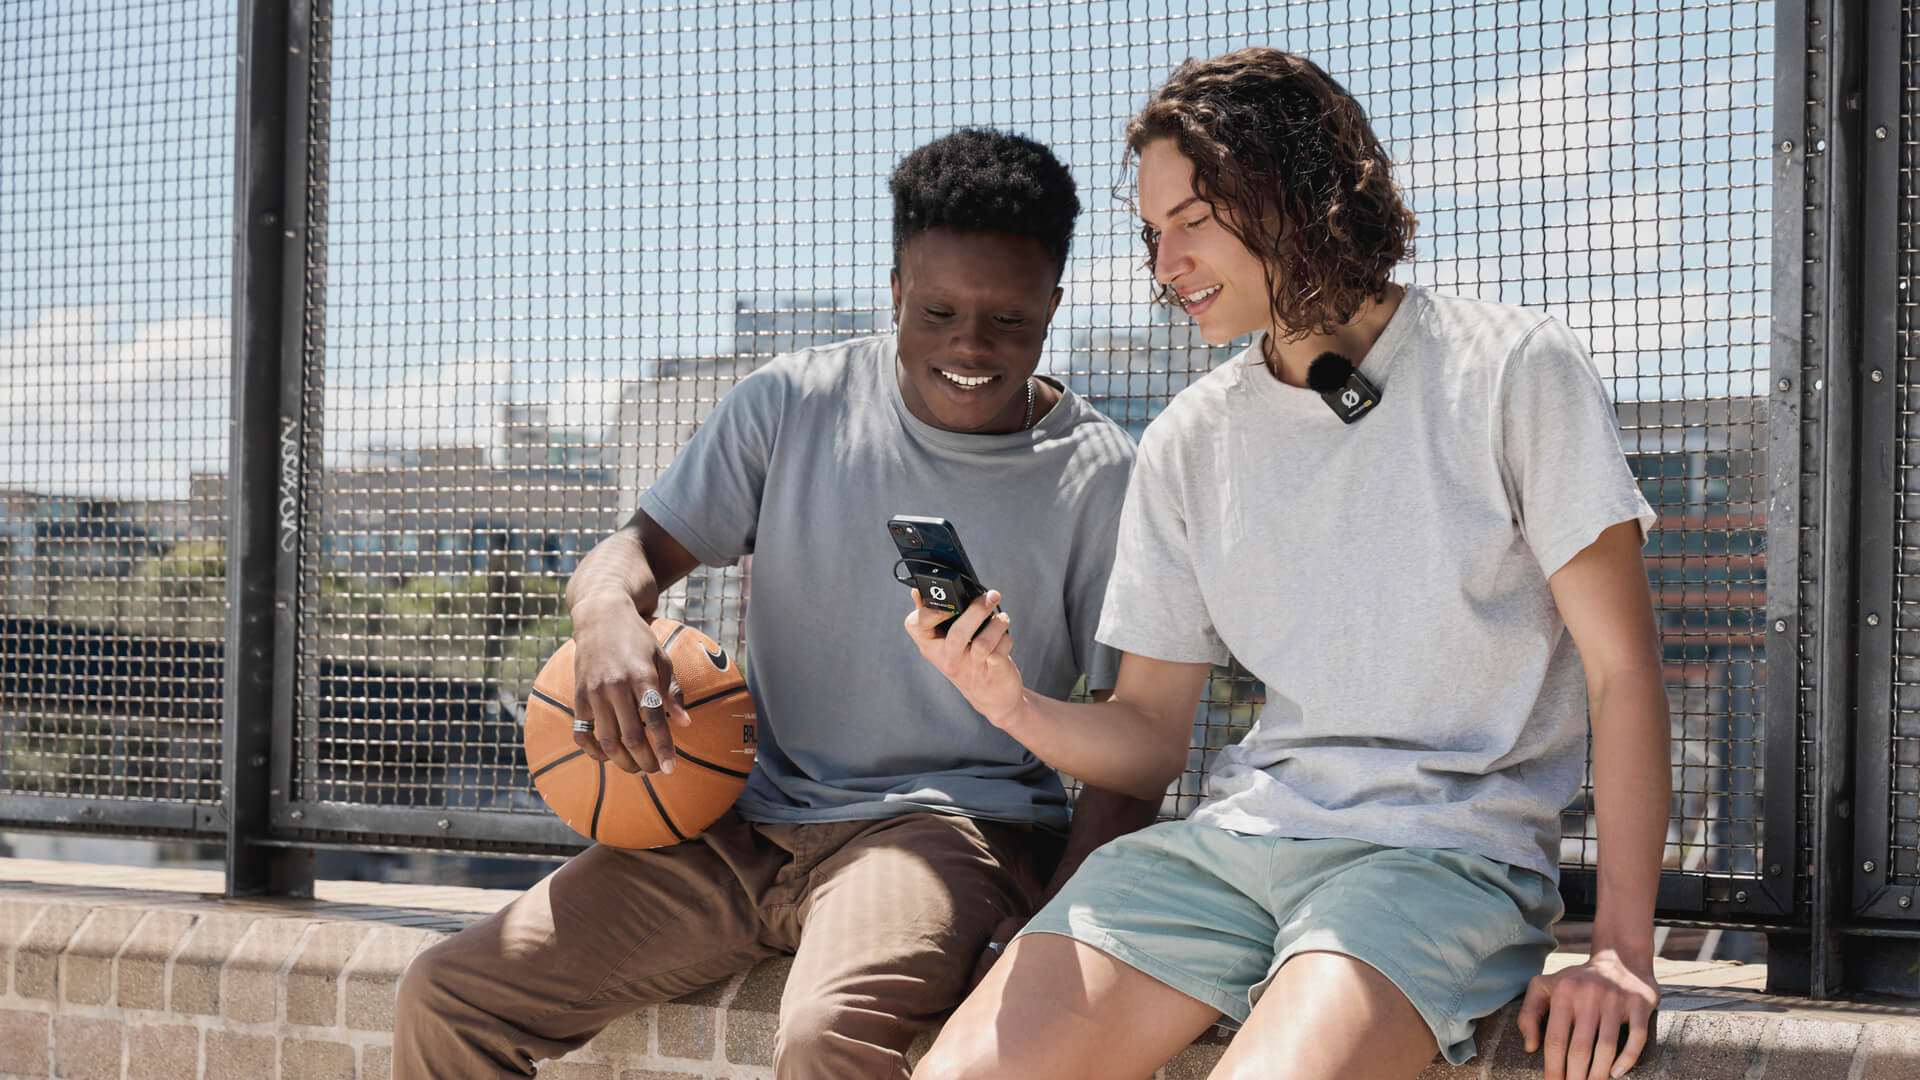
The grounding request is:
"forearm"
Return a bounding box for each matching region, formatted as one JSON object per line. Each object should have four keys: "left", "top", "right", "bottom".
{"left": 1588, "top": 668, "right": 1671, "bottom": 961}
{"left": 564, "top": 522, "right": 660, "bottom": 623}
{"left": 997, "top": 691, "right": 1186, "bottom": 802}
{"left": 1042, "top": 783, "right": 1162, "bottom": 904}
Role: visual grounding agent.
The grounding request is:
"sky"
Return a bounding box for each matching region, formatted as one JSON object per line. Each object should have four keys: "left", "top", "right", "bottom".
{"left": 0, "top": 0, "right": 1774, "bottom": 501}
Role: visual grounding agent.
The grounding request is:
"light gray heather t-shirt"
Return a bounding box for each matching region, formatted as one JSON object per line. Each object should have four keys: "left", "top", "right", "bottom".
{"left": 639, "top": 334, "right": 1134, "bottom": 832}
{"left": 1096, "top": 286, "right": 1655, "bottom": 878}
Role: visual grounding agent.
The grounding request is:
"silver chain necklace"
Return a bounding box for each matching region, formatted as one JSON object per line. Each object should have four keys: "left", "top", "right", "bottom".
{"left": 1022, "top": 376, "right": 1035, "bottom": 430}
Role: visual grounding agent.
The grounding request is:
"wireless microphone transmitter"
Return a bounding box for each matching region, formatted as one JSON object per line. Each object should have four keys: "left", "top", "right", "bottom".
{"left": 1306, "top": 351, "right": 1381, "bottom": 424}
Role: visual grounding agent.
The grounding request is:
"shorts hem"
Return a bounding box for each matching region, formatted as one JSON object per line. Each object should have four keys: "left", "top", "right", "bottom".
{"left": 1265, "top": 923, "right": 1483, "bottom": 1066}
{"left": 1012, "top": 927, "right": 1246, "bottom": 1024}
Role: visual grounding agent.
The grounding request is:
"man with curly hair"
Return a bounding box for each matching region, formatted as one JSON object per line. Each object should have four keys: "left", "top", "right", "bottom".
{"left": 911, "top": 50, "right": 1666, "bottom": 1080}
{"left": 391, "top": 128, "right": 1149, "bottom": 1080}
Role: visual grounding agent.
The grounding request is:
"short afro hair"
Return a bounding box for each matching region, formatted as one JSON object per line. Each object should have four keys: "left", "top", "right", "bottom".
{"left": 890, "top": 128, "right": 1081, "bottom": 283}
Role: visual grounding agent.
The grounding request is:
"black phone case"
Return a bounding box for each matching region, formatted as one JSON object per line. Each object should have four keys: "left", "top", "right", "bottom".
{"left": 887, "top": 515, "right": 989, "bottom": 634}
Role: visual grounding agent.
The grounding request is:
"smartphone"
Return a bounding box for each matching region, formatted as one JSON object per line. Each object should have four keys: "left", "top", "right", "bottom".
{"left": 887, "top": 515, "right": 993, "bottom": 636}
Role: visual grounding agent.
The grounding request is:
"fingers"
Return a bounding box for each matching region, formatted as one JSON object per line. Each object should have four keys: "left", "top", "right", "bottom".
{"left": 967, "top": 943, "right": 999, "bottom": 992}
{"left": 969, "top": 607, "right": 1011, "bottom": 655}
{"left": 952, "top": 590, "right": 1000, "bottom": 642}
{"left": 1583, "top": 1003, "right": 1623, "bottom": 1080}
{"left": 1564, "top": 999, "right": 1598, "bottom": 1080}
{"left": 1522, "top": 964, "right": 1660, "bottom": 1080}
{"left": 936, "top": 591, "right": 998, "bottom": 659}
{"left": 568, "top": 627, "right": 684, "bottom": 774}
{"left": 969, "top": 915, "right": 1022, "bottom": 992}
{"left": 603, "top": 682, "right": 653, "bottom": 773}
{"left": 1543, "top": 983, "right": 1576, "bottom": 1080}
{"left": 638, "top": 657, "right": 680, "bottom": 773}
{"left": 1518, "top": 975, "right": 1549, "bottom": 1052}
{"left": 572, "top": 687, "right": 606, "bottom": 761}
{"left": 1613, "top": 1007, "right": 1651, "bottom": 1078}
{"left": 665, "top": 680, "right": 694, "bottom": 729}
{"left": 903, "top": 589, "right": 944, "bottom": 644}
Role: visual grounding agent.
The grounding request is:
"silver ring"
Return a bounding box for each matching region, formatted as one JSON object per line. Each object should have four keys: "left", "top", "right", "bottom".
{"left": 639, "top": 689, "right": 664, "bottom": 710}
{"left": 570, "top": 718, "right": 593, "bottom": 733}
{"left": 984, "top": 940, "right": 1004, "bottom": 953}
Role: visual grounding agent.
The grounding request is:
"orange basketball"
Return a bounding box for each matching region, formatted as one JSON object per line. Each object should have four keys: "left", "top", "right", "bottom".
{"left": 524, "top": 618, "right": 757, "bottom": 848}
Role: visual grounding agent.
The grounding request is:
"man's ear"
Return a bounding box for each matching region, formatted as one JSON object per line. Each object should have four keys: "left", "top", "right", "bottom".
{"left": 889, "top": 269, "right": 901, "bottom": 324}
{"left": 1045, "top": 285, "right": 1064, "bottom": 325}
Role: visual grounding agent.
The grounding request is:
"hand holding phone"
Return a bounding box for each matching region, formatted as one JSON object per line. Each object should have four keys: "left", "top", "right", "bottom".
{"left": 887, "top": 515, "right": 995, "bottom": 637}
{"left": 892, "top": 515, "right": 1025, "bottom": 725}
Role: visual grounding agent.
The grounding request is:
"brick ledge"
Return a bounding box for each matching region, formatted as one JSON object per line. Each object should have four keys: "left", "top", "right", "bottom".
{"left": 0, "top": 858, "right": 1913, "bottom": 1079}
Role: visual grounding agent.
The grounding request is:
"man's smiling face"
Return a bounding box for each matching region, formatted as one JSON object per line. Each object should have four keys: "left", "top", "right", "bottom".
{"left": 1137, "top": 137, "right": 1275, "bottom": 345}
{"left": 891, "top": 226, "right": 1063, "bottom": 434}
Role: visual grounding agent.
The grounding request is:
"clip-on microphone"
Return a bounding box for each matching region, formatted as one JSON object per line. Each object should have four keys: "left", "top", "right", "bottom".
{"left": 1306, "top": 351, "right": 1381, "bottom": 424}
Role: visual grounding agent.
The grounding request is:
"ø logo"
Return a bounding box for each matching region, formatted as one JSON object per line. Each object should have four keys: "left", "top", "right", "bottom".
{"left": 1340, "top": 388, "right": 1361, "bottom": 409}
{"left": 928, "top": 584, "right": 949, "bottom": 603}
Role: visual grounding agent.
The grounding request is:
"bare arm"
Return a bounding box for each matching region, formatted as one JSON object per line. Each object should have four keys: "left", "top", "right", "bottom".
{"left": 1050, "top": 676, "right": 1165, "bottom": 879}
{"left": 940, "top": 672, "right": 1182, "bottom": 983}
{"left": 904, "top": 589, "right": 1209, "bottom": 801}
{"left": 563, "top": 509, "right": 705, "bottom": 774}
{"left": 1519, "top": 520, "right": 1668, "bottom": 1080}
{"left": 563, "top": 508, "right": 703, "bottom": 623}
{"left": 966, "top": 765, "right": 1163, "bottom": 988}
{"left": 1047, "top": 777, "right": 1162, "bottom": 904}
{"left": 1045, "top": 687, "right": 1167, "bottom": 905}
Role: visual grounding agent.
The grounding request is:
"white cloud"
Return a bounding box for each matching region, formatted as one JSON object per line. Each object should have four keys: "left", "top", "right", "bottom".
{"left": 324, "top": 354, "right": 630, "bottom": 461}
{"left": 0, "top": 308, "right": 229, "bottom": 500}
{"left": 1403, "top": 41, "right": 1639, "bottom": 197}
{"left": 0, "top": 308, "right": 638, "bottom": 500}
{"left": 1396, "top": 36, "right": 1764, "bottom": 402}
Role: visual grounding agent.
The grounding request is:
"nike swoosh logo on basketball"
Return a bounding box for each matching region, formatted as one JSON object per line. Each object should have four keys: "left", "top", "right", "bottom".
{"left": 703, "top": 644, "right": 731, "bottom": 670}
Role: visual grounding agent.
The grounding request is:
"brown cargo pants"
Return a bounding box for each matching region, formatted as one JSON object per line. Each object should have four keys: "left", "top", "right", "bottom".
{"left": 392, "top": 809, "right": 1059, "bottom": 1080}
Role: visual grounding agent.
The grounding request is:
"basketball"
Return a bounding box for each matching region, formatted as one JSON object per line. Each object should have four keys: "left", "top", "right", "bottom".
{"left": 523, "top": 618, "right": 757, "bottom": 848}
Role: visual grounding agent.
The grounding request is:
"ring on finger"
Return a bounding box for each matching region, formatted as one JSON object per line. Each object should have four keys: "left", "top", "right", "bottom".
{"left": 571, "top": 718, "right": 593, "bottom": 733}
{"left": 639, "top": 688, "right": 664, "bottom": 710}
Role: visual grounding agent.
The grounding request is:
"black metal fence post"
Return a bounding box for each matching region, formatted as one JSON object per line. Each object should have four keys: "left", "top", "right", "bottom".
{"left": 1762, "top": 0, "right": 1814, "bottom": 938}
{"left": 1806, "top": 0, "right": 1870, "bottom": 999}
{"left": 1836, "top": 0, "right": 1920, "bottom": 994}
{"left": 1778, "top": 0, "right": 1870, "bottom": 999}
{"left": 226, "top": 0, "right": 316, "bottom": 899}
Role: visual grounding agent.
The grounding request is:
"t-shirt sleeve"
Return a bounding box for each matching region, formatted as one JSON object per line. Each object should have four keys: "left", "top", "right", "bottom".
{"left": 634, "top": 370, "right": 783, "bottom": 567}
{"left": 1497, "top": 318, "right": 1658, "bottom": 579}
{"left": 1093, "top": 423, "right": 1231, "bottom": 666}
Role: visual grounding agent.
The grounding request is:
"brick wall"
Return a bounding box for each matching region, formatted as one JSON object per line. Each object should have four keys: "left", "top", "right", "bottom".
{"left": 0, "top": 895, "right": 1222, "bottom": 1079}
{"left": 0, "top": 885, "right": 1915, "bottom": 1079}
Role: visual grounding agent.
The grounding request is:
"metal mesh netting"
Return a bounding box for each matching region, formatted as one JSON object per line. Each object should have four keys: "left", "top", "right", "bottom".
{"left": 289, "top": 0, "right": 1776, "bottom": 881}
{"left": 1890, "top": 0, "right": 1920, "bottom": 887}
{"left": 0, "top": 3, "right": 232, "bottom": 807}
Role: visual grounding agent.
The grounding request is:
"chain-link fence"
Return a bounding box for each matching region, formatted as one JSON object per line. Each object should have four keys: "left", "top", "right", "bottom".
{"left": 0, "top": 2, "right": 234, "bottom": 820}
{"left": 0, "top": 0, "right": 1803, "bottom": 921}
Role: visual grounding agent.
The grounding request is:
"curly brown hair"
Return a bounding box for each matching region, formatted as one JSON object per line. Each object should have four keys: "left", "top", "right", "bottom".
{"left": 1125, "top": 48, "right": 1415, "bottom": 340}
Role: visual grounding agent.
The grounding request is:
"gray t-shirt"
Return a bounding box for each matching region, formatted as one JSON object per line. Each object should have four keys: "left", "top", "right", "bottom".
{"left": 1097, "top": 286, "right": 1655, "bottom": 878}
{"left": 639, "top": 334, "right": 1134, "bottom": 832}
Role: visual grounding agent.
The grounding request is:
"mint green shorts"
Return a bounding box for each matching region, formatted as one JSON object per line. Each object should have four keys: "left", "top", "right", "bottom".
{"left": 1015, "top": 820, "right": 1562, "bottom": 1065}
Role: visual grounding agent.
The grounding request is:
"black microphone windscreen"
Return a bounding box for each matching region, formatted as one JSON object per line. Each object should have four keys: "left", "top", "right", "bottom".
{"left": 1306, "top": 352, "right": 1355, "bottom": 395}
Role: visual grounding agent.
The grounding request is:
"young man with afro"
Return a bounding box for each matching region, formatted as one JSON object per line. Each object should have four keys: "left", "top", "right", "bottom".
{"left": 392, "top": 128, "right": 1151, "bottom": 1080}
